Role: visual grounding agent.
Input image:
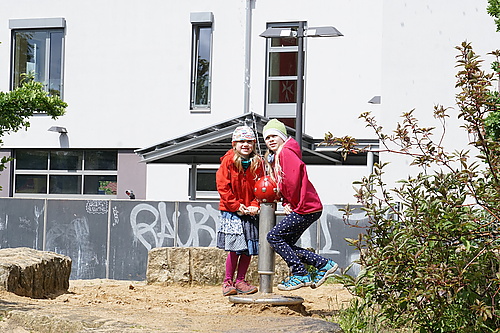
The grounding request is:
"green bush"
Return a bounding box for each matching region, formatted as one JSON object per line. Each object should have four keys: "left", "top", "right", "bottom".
{"left": 331, "top": 42, "right": 500, "bottom": 332}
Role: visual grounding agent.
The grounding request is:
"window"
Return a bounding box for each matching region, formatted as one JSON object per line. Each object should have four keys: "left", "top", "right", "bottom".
{"left": 10, "top": 18, "right": 65, "bottom": 97}
{"left": 196, "top": 169, "right": 217, "bottom": 192}
{"left": 265, "top": 22, "right": 302, "bottom": 124}
{"left": 189, "top": 167, "right": 218, "bottom": 200}
{"left": 190, "top": 12, "right": 213, "bottom": 111}
{"left": 14, "top": 150, "right": 117, "bottom": 197}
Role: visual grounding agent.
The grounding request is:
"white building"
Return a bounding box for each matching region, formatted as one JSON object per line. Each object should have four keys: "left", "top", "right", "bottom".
{"left": 0, "top": 1, "right": 498, "bottom": 205}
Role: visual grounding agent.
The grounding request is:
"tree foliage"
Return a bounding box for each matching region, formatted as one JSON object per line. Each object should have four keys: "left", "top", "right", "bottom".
{"left": 488, "top": 0, "right": 500, "bottom": 32}
{"left": 329, "top": 42, "right": 500, "bottom": 332}
{"left": 0, "top": 74, "right": 67, "bottom": 174}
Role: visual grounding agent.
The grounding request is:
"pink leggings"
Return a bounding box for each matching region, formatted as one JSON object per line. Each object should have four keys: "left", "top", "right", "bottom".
{"left": 224, "top": 251, "right": 252, "bottom": 283}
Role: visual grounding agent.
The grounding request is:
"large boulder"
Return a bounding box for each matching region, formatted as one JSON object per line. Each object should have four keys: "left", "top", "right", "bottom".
{"left": 147, "top": 247, "right": 289, "bottom": 285}
{"left": 0, "top": 247, "right": 71, "bottom": 298}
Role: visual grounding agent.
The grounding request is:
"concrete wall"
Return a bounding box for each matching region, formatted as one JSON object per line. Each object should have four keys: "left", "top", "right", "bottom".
{"left": 0, "top": 198, "right": 368, "bottom": 281}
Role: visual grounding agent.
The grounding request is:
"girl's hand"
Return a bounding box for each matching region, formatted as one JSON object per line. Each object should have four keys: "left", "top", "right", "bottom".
{"left": 239, "top": 204, "right": 250, "bottom": 215}
{"left": 246, "top": 206, "right": 260, "bottom": 216}
{"left": 283, "top": 204, "right": 293, "bottom": 215}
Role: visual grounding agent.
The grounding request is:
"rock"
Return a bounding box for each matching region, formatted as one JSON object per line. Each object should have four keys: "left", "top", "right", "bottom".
{"left": 0, "top": 247, "right": 72, "bottom": 298}
{"left": 190, "top": 247, "right": 227, "bottom": 285}
{"left": 146, "top": 247, "right": 191, "bottom": 285}
{"left": 146, "top": 247, "right": 290, "bottom": 285}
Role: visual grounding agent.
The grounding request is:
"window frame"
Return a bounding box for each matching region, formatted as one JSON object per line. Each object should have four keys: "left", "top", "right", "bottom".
{"left": 190, "top": 13, "right": 214, "bottom": 112}
{"left": 264, "top": 21, "right": 304, "bottom": 120}
{"left": 13, "top": 149, "right": 118, "bottom": 198}
{"left": 9, "top": 18, "right": 66, "bottom": 98}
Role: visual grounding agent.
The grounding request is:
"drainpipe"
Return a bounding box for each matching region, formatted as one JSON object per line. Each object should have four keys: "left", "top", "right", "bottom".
{"left": 189, "top": 164, "right": 197, "bottom": 200}
{"left": 243, "top": 0, "right": 253, "bottom": 114}
{"left": 367, "top": 150, "right": 374, "bottom": 175}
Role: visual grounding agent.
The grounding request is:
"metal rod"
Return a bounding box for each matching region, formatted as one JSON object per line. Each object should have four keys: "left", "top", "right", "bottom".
{"left": 230, "top": 202, "right": 304, "bottom": 305}
{"left": 258, "top": 202, "right": 276, "bottom": 293}
{"left": 295, "top": 21, "right": 305, "bottom": 150}
{"left": 243, "top": 0, "right": 253, "bottom": 114}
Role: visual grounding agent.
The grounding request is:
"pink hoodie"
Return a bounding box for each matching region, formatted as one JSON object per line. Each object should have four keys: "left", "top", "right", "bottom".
{"left": 277, "top": 138, "right": 323, "bottom": 214}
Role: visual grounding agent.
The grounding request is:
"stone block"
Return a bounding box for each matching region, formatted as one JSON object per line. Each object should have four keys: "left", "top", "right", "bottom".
{"left": 147, "top": 247, "right": 290, "bottom": 286}
{"left": 189, "top": 247, "right": 226, "bottom": 285}
{"left": 0, "top": 247, "right": 71, "bottom": 298}
{"left": 146, "top": 247, "right": 190, "bottom": 285}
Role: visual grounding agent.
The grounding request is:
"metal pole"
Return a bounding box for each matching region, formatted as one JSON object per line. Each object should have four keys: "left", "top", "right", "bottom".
{"left": 257, "top": 202, "right": 276, "bottom": 293}
{"left": 189, "top": 164, "right": 197, "bottom": 200}
{"left": 295, "top": 21, "right": 305, "bottom": 150}
{"left": 367, "top": 151, "right": 374, "bottom": 175}
{"left": 243, "top": 0, "right": 253, "bottom": 114}
{"left": 229, "top": 202, "right": 304, "bottom": 305}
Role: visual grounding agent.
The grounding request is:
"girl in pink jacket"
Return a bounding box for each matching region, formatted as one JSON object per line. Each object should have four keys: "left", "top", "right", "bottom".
{"left": 263, "top": 119, "right": 338, "bottom": 291}
{"left": 216, "top": 126, "right": 264, "bottom": 296}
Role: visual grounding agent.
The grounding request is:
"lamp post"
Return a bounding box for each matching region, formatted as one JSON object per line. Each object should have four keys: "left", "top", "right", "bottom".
{"left": 260, "top": 23, "right": 343, "bottom": 149}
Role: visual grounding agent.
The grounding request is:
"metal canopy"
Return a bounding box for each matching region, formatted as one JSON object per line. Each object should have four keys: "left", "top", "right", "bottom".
{"left": 135, "top": 112, "right": 377, "bottom": 165}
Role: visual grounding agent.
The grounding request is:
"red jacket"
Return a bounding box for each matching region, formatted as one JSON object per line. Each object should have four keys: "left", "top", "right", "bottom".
{"left": 277, "top": 138, "right": 323, "bottom": 214}
{"left": 216, "top": 149, "right": 264, "bottom": 212}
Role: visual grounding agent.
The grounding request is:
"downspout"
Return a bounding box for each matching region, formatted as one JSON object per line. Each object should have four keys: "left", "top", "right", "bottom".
{"left": 243, "top": 0, "right": 253, "bottom": 114}
{"left": 189, "top": 164, "right": 197, "bottom": 200}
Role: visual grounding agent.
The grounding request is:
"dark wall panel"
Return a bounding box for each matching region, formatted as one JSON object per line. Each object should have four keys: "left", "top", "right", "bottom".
{"left": 0, "top": 198, "right": 45, "bottom": 250}
{"left": 0, "top": 198, "right": 367, "bottom": 281}
{"left": 108, "top": 200, "right": 176, "bottom": 280}
{"left": 45, "top": 200, "right": 108, "bottom": 279}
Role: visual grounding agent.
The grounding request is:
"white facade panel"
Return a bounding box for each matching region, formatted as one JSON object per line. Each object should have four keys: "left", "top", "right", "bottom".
{"left": 380, "top": 1, "right": 500, "bottom": 187}
{"left": 0, "top": 0, "right": 498, "bottom": 204}
{"left": 146, "top": 164, "right": 189, "bottom": 201}
{"left": 0, "top": 1, "right": 249, "bottom": 149}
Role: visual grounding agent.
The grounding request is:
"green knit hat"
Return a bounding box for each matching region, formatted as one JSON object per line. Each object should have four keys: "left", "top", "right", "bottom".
{"left": 263, "top": 119, "right": 287, "bottom": 141}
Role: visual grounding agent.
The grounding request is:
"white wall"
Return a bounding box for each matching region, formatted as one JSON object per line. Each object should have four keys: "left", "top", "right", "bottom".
{"left": 2, "top": 1, "right": 498, "bottom": 204}
{"left": 308, "top": 165, "right": 371, "bottom": 205}
{"left": 146, "top": 164, "right": 189, "bottom": 201}
{"left": 380, "top": 0, "right": 500, "bottom": 186}
{"left": 0, "top": 0, "right": 249, "bottom": 149}
{"left": 249, "top": 0, "right": 383, "bottom": 139}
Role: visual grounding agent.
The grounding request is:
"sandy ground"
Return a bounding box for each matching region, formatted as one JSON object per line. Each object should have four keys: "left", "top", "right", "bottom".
{"left": 0, "top": 279, "right": 353, "bottom": 333}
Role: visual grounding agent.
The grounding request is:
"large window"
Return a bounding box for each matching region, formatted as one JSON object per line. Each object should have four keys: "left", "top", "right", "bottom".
{"left": 14, "top": 150, "right": 117, "bottom": 197}
{"left": 265, "top": 22, "right": 302, "bottom": 124}
{"left": 10, "top": 18, "right": 65, "bottom": 97}
{"left": 190, "top": 13, "right": 213, "bottom": 111}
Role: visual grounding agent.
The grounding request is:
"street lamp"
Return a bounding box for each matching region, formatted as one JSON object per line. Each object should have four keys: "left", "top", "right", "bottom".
{"left": 260, "top": 23, "right": 343, "bottom": 149}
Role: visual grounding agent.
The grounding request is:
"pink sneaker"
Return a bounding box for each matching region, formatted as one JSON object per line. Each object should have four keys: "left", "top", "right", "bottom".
{"left": 222, "top": 281, "right": 237, "bottom": 296}
{"left": 235, "top": 280, "right": 258, "bottom": 294}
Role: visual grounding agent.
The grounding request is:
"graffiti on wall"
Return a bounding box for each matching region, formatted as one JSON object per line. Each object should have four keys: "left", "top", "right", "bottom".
{"left": 125, "top": 201, "right": 368, "bottom": 273}
{"left": 129, "top": 202, "right": 219, "bottom": 250}
{"left": 129, "top": 202, "right": 175, "bottom": 251}
{"left": 0, "top": 198, "right": 368, "bottom": 280}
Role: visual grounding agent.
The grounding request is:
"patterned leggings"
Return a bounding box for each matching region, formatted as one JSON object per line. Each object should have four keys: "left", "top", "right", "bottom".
{"left": 267, "top": 211, "right": 327, "bottom": 276}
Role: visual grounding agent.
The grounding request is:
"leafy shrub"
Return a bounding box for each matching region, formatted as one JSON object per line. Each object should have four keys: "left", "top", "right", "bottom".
{"left": 330, "top": 42, "right": 500, "bottom": 332}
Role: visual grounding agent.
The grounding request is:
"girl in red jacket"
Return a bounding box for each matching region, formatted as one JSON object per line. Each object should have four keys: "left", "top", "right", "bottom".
{"left": 263, "top": 119, "right": 338, "bottom": 291}
{"left": 216, "top": 126, "right": 264, "bottom": 296}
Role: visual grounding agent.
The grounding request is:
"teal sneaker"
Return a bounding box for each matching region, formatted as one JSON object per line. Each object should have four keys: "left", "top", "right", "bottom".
{"left": 311, "top": 260, "right": 338, "bottom": 289}
{"left": 277, "top": 274, "right": 312, "bottom": 291}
